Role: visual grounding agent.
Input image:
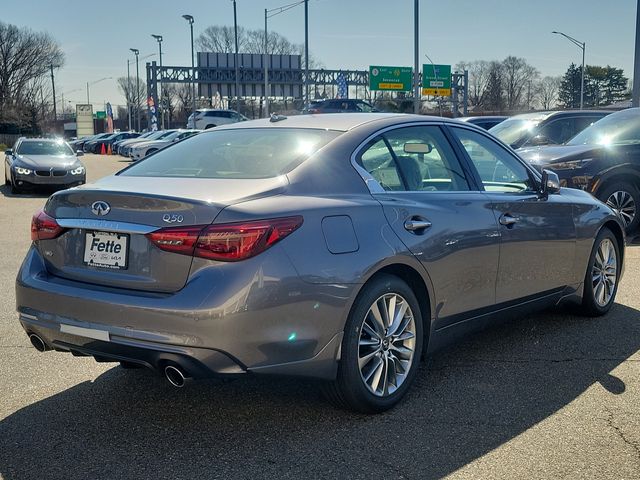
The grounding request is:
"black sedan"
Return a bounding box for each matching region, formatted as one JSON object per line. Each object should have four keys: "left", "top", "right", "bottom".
{"left": 519, "top": 108, "right": 640, "bottom": 232}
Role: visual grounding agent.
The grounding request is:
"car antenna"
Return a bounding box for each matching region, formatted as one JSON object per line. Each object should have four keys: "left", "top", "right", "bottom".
{"left": 270, "top": 113, "right": 287, "bottom": 123}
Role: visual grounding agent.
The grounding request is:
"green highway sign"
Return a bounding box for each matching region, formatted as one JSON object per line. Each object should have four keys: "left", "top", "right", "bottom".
{"left": 369, "top": 66, "right": 413, "bottom": 91}
{"left": 95, "top": 111, "right": 106, "bottom": 119}
{"left": 422, "top": 64, "right": 451, "bottom": 96}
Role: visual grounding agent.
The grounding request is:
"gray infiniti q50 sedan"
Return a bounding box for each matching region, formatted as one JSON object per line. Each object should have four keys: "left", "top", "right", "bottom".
{"left": 16, "top": 113, "right": 625, "bottom": 413}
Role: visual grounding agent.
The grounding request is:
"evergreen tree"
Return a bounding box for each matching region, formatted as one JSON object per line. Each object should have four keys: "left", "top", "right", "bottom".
{"left": 559, "top": 63, "right": 582, "bottom": 108}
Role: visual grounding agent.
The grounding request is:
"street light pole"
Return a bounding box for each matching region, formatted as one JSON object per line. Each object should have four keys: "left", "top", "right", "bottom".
{"left": 633, "top": 0, "right": 640, "bottom": 107}
{"left": 50, "top": 64, "right": 57, "bottom": 125}
{"left": 265, "top": 2, "right": 306, "bottom": 118}
{"left": 182, "top": 15, "right": 196, "bottom": 116}
{"left": 130, "top": 48, "right": 140, "bottom": 131}
{"left": 304, "top": 0, "right": 309, "bottom": 110}
{"left": 127, "top": 59, "right": 132, "bottom": 130}
{"left": 264, "top": 8, "right": 269, "bottom": 117}
{"left": 413, "top": 0, "right": 420, "bottom": 114}
{"left": 233, "top": 0, "right": 240, "bottom": 112}
{"left": 151, "top": 34, "right": 164, "bottom": 128}
{"left": 552, "top": 31, "right": 586, "bottom": 109}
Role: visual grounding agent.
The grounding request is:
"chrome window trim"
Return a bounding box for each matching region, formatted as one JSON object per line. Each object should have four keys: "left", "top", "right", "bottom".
{"left": 56, "top": 219, "right": 158, "bottom": 234}
{"left": 350, "top": 120, "right": 469, "bottom": 195}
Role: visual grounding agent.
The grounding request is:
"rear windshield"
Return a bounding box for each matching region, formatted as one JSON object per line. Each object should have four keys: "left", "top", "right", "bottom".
{"left": 17, "top": 140, "right": 74, "bottom": 156}
{"left": 119, "top": 128, "right": 342, "bottom": 179}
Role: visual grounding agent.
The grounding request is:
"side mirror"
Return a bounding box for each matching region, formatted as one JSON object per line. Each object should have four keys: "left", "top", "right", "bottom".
{"left": 5, "top": 149, "right": 12, "bottom": 156}
{"left": 76, "top": 150, "right": 84, "bottom": 156}
{"left": 530, "top": 134, "right": 550, "bottom": 146}
{"left": 541, "top": 169, "right": 561, "bottom": 195}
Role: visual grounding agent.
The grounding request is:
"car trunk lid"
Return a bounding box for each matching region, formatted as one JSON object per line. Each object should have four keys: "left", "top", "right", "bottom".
{"left": 38, "top": 175, "right": 288, "bottom": 292}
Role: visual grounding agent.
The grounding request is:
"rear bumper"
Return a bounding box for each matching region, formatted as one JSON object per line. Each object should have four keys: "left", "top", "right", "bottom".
{"left": 16, "top": 246, "right": 351, "bottom": 380}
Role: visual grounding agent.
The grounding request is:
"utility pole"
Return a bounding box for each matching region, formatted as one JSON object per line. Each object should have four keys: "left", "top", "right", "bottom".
{"left": 304, "top": 0, "right": 309, "bottom": 110}
{"left": 130, "top": 48, "right": 140, "bottom": 131}
{"left": 264, "top": 8, "right": 269, "bottom": 116}
{"left": 413, "top": 0, "right": 420, "bottom": 114}
{"left": 127, "top": 59, "right": 132, "bottom": 130}
{"left": 233, "top": 0, "right": 240, "bottom": 112}
{"left": 152, "top": 35, "right": 164, "bottom": 128}
{"left": 633, "top": 0, "right": 640, "bottom": 107}
{"left": 50, "top": 65, "right": 57, "bottom": 126}
{"left": 182, "top": 15, "right": 197, "bottom": 116}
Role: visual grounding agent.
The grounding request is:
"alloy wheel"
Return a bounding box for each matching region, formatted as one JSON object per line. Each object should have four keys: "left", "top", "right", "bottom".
{"left": 591, "top": 238, "right": 617, "bottom": 307}
{"left": 606, "top": 190, "right": 636, "bottom": 228}
{"left": 358, "top": 293, "right": 416, "bottom": 397}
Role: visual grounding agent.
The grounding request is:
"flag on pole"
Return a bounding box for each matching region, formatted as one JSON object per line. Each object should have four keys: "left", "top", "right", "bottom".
{"left": 336, "top": 72, "right": 348, "bottom": 99}
{"left": 106, "top": 102, "right": 114, "bottom": 133}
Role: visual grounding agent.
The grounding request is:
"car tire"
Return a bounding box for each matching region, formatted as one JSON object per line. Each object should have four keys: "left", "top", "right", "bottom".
{"left": 205, "top": 124, "right": 216, "bottom": 129}
{"left": 322, "top": 274, "right": 424, "bottom": 413}
{"left": 578, "top": 228, "right": 620, "bottom": 317}
{"left": 596, "top": 182, "right": 640, "bottom": 233}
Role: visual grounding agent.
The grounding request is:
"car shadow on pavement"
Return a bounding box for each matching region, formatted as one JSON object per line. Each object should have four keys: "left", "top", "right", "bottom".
{"left": 0, "top": 184, "right": 57, "bottom": 199}
{"left": 0, "top": 304, "right": 639, "bottom": 479}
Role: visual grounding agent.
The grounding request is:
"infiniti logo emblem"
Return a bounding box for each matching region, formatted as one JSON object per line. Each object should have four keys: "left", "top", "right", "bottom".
{"left": 91, "top": 201, "right": 111, "bottom": 216}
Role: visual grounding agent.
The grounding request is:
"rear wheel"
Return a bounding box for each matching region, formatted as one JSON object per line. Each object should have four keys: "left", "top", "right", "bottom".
{"left": 578, "top": 228, "right": 620, "bottom": 317}
{"left": 597, "top": 182, "right": 639, "bottom": 233}
{"left": 322, "top": 274, "right": 423, "bottom": 413}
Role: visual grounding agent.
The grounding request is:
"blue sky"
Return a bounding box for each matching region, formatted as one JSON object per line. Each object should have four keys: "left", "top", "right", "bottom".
{"left": 4, "top": 0, "right": 638, "bottom": 109}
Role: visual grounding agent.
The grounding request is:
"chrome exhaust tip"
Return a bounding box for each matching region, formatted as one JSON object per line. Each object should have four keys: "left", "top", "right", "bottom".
{"left": 164, "top": 365, "right": 189, "bottom": 388}
{"left": 29, "top": 333, "right": 49, "bottom": 352}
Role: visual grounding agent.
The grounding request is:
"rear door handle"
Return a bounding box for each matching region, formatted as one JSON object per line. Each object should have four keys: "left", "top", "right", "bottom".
{"left": 404, "top": 217, "right": 432, "bottom": 232}
{"left": 499, "top": 213, "right": 519, "bottom": 226}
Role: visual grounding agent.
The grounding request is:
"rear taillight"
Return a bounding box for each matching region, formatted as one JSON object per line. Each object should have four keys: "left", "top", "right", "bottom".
{"left": 146, "top": 216, "right": 303, "bottom": 262}
{"left": 31, "top": 210, "right": 65, "bottom": 241}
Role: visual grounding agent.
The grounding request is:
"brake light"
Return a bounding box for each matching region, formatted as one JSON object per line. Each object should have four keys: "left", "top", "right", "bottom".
{"left": 31, "top": 210, "right": 65, "bottom": 241}
{"left": 146, "top": 216, "right": 303, "bottom": 261}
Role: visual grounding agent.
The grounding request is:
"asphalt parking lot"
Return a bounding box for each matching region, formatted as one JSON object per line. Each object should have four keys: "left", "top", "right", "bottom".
{"left": 0, "top": 154, "right": 639, "bottom": 480}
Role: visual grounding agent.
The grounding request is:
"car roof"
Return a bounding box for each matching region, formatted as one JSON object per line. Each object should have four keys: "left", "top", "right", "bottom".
{"left": 509, "top": 110, "right": 613, "bottom": 121}
{"left": 212, "top": 113, "right": 459, "bottom": 132}
{"left": 460, "top": 116, "right": 508, "bottom": 122}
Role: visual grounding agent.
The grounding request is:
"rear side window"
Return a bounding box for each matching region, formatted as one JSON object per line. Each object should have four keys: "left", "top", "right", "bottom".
{"left": 120, "top": 128, "right": 341, "bottom": 179}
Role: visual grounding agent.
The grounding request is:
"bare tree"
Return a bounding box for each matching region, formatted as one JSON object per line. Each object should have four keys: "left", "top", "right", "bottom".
{"left": 502, "top": 56, "right": 539, "bottom": 110}
{"left": 0, "top": 22, "right": 64, "bottom": 129}
{"left": 456, "top": 60, "right": 491, "bottom": 109}
{"left": 197, "top": 26, "right": 248, "bottom": 53}
{"left": 538, "top": 76, "right": 561, "bottom": 110}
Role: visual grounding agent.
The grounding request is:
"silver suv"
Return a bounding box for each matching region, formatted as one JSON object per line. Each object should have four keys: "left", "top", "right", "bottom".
{"left": 186, "top": 109, "right": 248, "bottom": 129}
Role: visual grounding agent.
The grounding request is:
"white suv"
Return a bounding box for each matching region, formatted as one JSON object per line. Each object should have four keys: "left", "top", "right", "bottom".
{"left": 186, "top": 109, "right": 248, "bottom": 129}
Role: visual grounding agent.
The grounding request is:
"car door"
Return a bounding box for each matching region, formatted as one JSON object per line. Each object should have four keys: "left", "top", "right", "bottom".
{"left": 355, "top": 123, "right": 501, "bottom": 327}
{"left": 449, "top": 126, "right": 576, "bottom": 304}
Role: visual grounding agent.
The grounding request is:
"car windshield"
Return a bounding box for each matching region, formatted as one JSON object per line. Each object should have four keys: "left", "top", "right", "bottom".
{"left": 568, "top": 109, "right": 640, "bottom": 146}
{"left": 120, "top": 128, "right": 342, "bottom": 179}
{"left": 489, "top": 117, "right": 543, "bottom": 146}
{"left": 17, "top": 140, "right": 74, "bottom": 156}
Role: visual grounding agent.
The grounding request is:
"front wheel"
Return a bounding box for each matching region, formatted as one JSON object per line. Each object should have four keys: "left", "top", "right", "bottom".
{"left": 597, "top": 182, "right": 639, "bottom": 233}
{"left": 323, "top": 274, "right": 424, "bottom": 413}
{"left": 578, "top": 228, "right": 620, "bottom": 317}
